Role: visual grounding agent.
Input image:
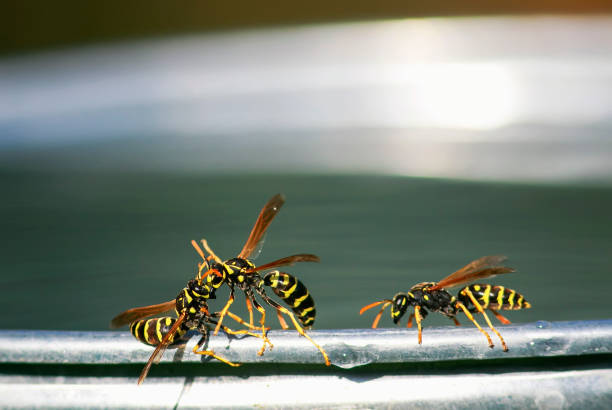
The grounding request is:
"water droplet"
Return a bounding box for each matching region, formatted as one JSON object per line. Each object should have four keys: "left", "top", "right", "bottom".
{"left": 536, "top": 320, "right": 551, "bottom": 329}
{"left": 330, "top": 345, "right": 374, "bottom": 368}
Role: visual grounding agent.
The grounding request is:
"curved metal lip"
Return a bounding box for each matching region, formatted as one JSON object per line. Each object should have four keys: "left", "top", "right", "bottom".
{"left": 1, "top": 319, "right": 610, "bottom": 368}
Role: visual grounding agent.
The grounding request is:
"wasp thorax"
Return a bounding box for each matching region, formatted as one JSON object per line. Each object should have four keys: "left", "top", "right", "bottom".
{"left": 225, "top": 258, "right": 255, "bottom": 270}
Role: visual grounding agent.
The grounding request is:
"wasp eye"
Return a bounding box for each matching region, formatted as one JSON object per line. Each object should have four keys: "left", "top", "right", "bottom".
{"left": 393, "top": 295, "right": 408, "bottom": 309}
{"left": 391, "top": 294, "right": 409, "bottom": 323}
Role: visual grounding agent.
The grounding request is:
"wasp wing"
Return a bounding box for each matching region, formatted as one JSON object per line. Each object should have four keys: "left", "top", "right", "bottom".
{"left": 137, "top": 312, "right": 186, "bottom": 385}
{"left": 238, "top": 194, "right": 285, "bottom": 259}
{"left": 429, "top": 255, "right": 514, "bottom": 291}
{"left": 243, "top": 254, "right": 320, "bottom": 273}
{"left": 110, "top": 300, "right": 176, "bottom": 329}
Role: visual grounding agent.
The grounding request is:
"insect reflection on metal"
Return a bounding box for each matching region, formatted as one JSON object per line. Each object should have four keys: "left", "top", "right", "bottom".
{"left": 360, "top": 255, "right": 531, "bottom": 351}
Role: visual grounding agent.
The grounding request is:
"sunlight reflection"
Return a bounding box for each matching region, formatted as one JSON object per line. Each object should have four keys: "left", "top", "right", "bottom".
{"left": 1, "top": 17, "right": 611, "bottom": 181}
{"left": 408, "top": 63, "right": 519, "bottom": 130}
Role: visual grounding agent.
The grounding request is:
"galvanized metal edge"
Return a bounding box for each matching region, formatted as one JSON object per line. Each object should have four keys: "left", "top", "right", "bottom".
{"left": 1, "top": 320, "right": 610, "bottom": 367}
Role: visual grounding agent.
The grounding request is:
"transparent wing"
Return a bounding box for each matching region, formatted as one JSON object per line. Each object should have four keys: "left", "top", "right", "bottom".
{"left": 137, "top": 312, "right": 186, "bottom": 385}
{"left": 238, "top": 194, "right": 285, "bottom": 259}
{"left": 243, "top": 254, "right": 320, "bottom": 273}
{"left": 249, "top": 233, "right": 266, "bottom": 260}
{"left": 110, "top": 300, "right": 176, "bottom": 329}
{"left": 429, "top": 255, "right": 514, "bottom": 290}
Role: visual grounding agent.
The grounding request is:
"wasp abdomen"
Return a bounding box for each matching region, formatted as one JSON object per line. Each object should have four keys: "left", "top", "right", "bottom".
{"left": 130, "top": 317, "right": 188, "bottom": 346}
{"left": 460, "top": 284, "right": 531, "bottom": 311}
{"left": 263, "top": 271, "right": 316, "bottom": 327}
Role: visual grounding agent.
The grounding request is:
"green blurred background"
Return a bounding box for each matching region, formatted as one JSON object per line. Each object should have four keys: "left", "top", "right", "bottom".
{"left": 1, "top": 2, "right": 612, "bottom": 333}
{"left": 2, "top": 171, "right": 611, "bottom": 331}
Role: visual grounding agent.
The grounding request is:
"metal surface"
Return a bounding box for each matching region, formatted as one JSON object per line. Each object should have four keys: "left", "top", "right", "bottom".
{"left": 0, "top": 320, "right": 611, "bottom": 408}
{"left": 0, "top": 370, "right": 610, "bottom": 409}
{"left": 1, "top": 320, "right": 611, "bottom": 366}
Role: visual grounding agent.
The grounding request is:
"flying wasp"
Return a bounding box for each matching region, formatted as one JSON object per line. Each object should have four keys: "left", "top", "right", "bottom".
{"left": 111, "top": 264, "right": 267, "bottom": 384}
{"left": 360, "top": 255, "right": 531, "bottom": 351}
{"left": 191, "top": 193, "right": 330, "bottom": 365}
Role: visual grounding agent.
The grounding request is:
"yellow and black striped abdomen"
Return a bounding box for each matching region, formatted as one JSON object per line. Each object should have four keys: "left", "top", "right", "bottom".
{"left": 263, "top": 271, "right": 316, "bottom": 327}
{"left": 129, "top": 317, "right": 188, "bottom": 346}
{"left": 461, "top": 284, "right": 531, "bottom": 311}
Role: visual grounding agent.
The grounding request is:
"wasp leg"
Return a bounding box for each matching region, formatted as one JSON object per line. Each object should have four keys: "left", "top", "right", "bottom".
{"left": 450, "top": 317, "right": 461, "bottom": 326}
{"left": 192, "top": 333, "right": 240, "bottom": 367}
{"left": 225, "top": 311, "right": 271, "bottom": 333}
{"left": 227, "top": 300, "right": 273, "bottom": 355}
{"left": 462, "top": 288, "right": 508, "bottom": 351}
{"left": 279, "top": 305, "right": 330, "bottom": 366}
{"left": 210, "top": 310, "right": 272, "bottom": 349}
{"left": 455, "top": 301, "right": 494, "bottom": 349}
{"left": 257, "top": 290, "right": 330, "bottom": 366}
{"left": 248, "top": 295, "right": 274, "bottom": 356}
{"left": 213, "top": 287, "right": 235, "bottom": 336}
{"left": 245, "top": 298, "right": 254, "bottom": 328}
{"left": 273, "top": 307, "right": 289, "bottom": 329}
{"left": 489, "top": 308, "right": 512, "bottom": 325}
{"left": 414, "top": 305, "right": 424, "bottom": 344}
{"left": 217, "top": 313, "right": 273, "bottom": 352}
{"left": 406, "top": 313, "right": 415, "bottom": 328}
{"left": 218, "top": 324, "right": 264, "bottom": 339}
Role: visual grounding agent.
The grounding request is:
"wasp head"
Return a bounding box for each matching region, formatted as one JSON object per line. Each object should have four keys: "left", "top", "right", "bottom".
{"left": 391, "top": 293, "right": 414, "bottom": 324}
{"left": 199, "top": 262, "right": 225, "bottom": 287}
{"left": 187, "top": 279, "right": 214, "bottom": 299}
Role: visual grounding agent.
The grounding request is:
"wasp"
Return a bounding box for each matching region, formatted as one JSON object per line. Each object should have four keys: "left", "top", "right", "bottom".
{"left": 360, "top": 255, "right": 531, "bottom": 351}
{"left": 111, "top": 265, "right": 267, "bottom": 384}
{"left": 191, "top": 193, "right": 330, "bottom": 365}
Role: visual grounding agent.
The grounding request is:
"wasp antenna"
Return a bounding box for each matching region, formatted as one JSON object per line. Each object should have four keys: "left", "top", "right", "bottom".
{"left": 371, "top": 301, "right": 392, "bottom": 329}
{"left": 359, "top": 300, "right": 391, "bottom": 315}
{"left": 191, "top": 240, "right": 206, "bottom": 260}
{"left": 201, "top": 239, "right": 223, "bottom": 263}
